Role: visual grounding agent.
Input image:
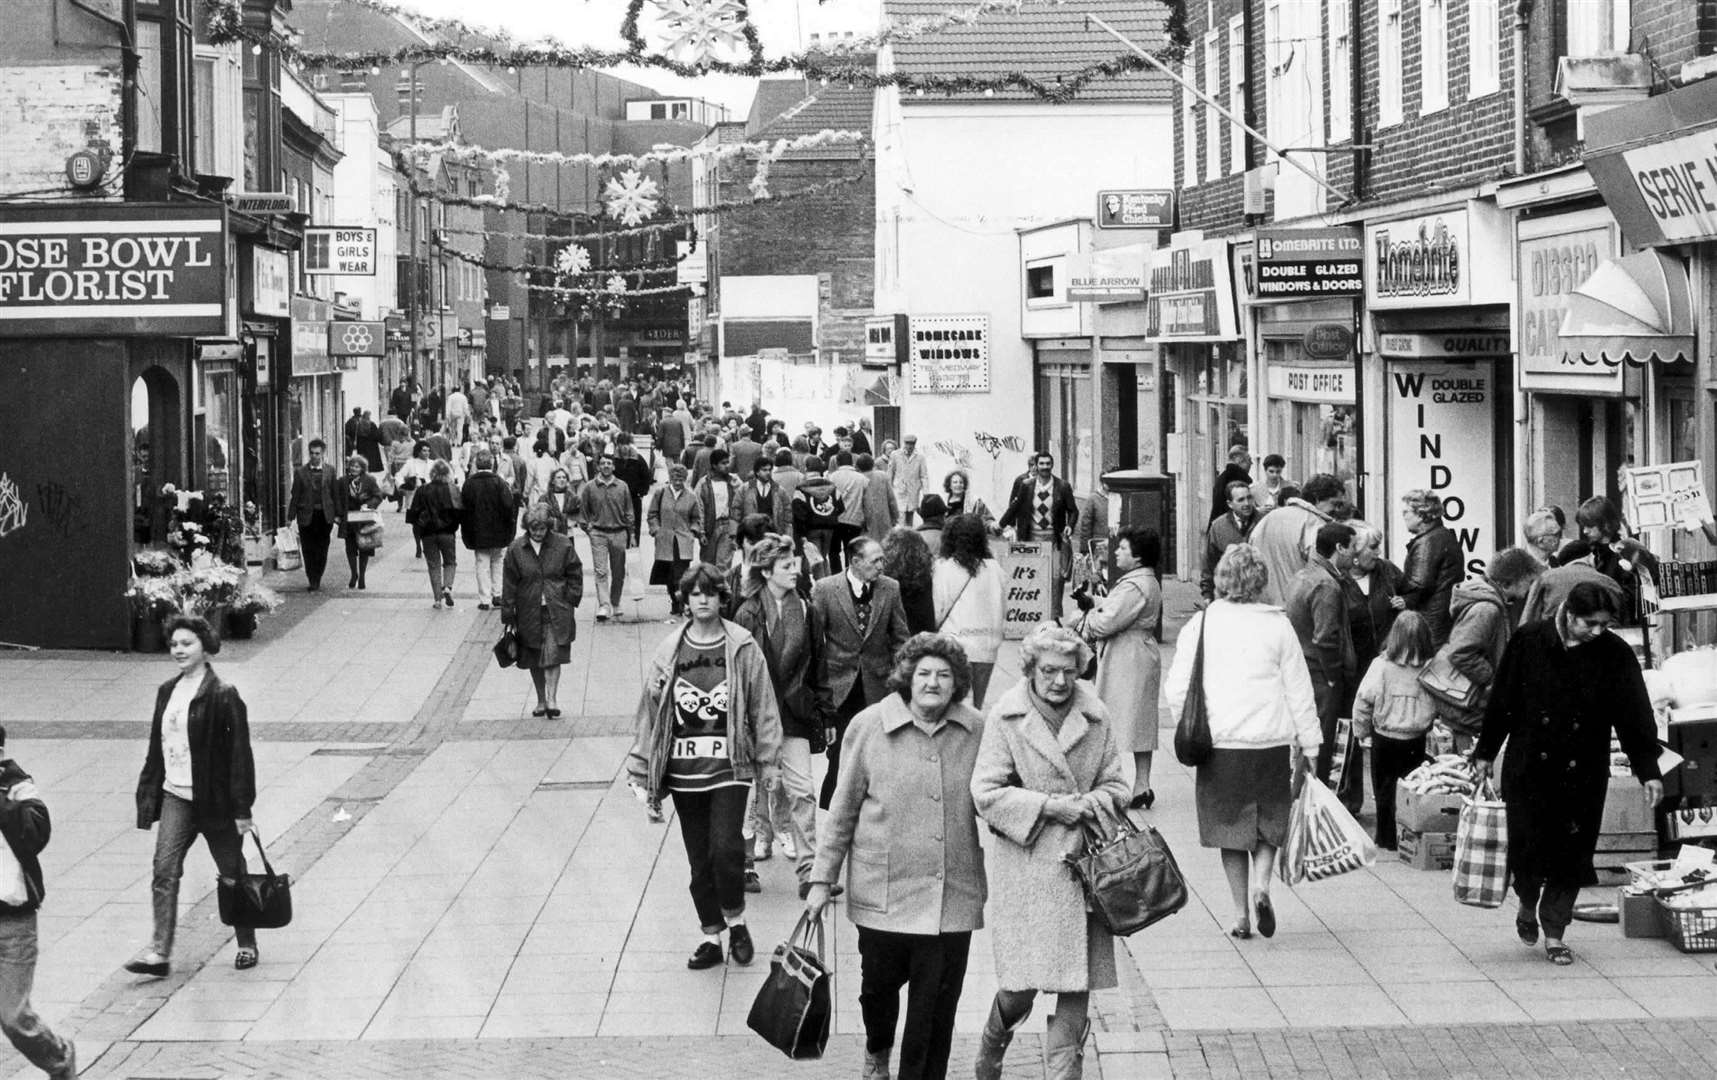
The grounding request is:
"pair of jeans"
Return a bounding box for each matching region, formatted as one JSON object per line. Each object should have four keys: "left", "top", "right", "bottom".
{"left": 670, "top": 786, "right": 749, "bottom": 934}
{"left": 856, "top": 927, "right": 971, "bottom": 1080}
{"left": 472, "top": 547, "right": 506, "bottom": 605}
{"left": 589, "top": 528, "right": 628, "bottom": 608}
{"left": 1369, "top": 733, "right": 1427, "bottom": 849}
{"left": 743, "top": 746, "right": 804, "bottom": 865}
{"left": 1515, "top": 873, "right": 1580, "bottom": 940}
{"left": 300, "top": 512, "right": 333, "bottom": 587}
{"left": 0, "top": 912, "right": 73, "bottom": 1075}
{"left": 422, "top": 534, "right": 458, "bottom": 598}
{"left": 151, "top": 792, "right": 256, "bottom": 956}
{"left": 775, "top": 736, "right": 819, "bottom": 879}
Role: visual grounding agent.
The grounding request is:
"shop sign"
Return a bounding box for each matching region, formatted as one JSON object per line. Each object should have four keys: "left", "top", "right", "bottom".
{"left": 1097, "top": 190, "right": 1174, "bottom": 229}
{"left": 328, "top": 321, "right": 385, "bottom": 357}
{"left": 864, "top": 314, "right": 908, "bottom": 366}
{"left": 676, "top": 240, "right": 707, "bottom": 284}
{"left": 1386, "top": 361, "right": 1496, "bottom": 579}
{"left": 303, "top": 227, "right": 376, "bottom": 276}
{"left": 908, "top": 313, "right": 990, "bottom": 393}
{"left": 1516, "top": 217, "right": 1622, "bottom": 393}
{"left": 1146, "top": 239, "right": 1238, "bottom": 341}
{"left": 1254, "top": 226, "right": 1364, "bottom": 298}
{"left": 0, "top": 204, "right": 226, "bottom": 335}
{"left": 999, "top": 542, "right": 1054, "bottom": 638}
{"left": 1369, "top": 213, "right": 1462, "bottom": 303}
{"left": 1302, "top": 323, "right": 1354, "bottom": 359}
{"left": 249, "top": 247, "right": 290, "bottom": 317}
{"left": 1585, "top": 122, "right": 1717, "bottom": 247}
{"left": 488, "top": 304, "right": 510, "bottom": 321}
{"left": 1068, "top": 247, "right": 1147, "bottom": 303}
{"left": 1377, "top": 332, "right": 1511, "bottom": 358}
{"left": 291, "top": 296, "right": 336, "bottom": 374}
{"left": 227, "top": 193, "right": 294, "bottom": 215}
{"left": 1268, "top": 364, "right": 1353, "bottom": 404}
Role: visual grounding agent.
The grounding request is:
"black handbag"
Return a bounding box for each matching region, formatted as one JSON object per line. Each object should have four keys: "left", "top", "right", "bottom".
{"left": 746, "top": 911, "right": 832, "bottom": 1059}
{"left": 1064, "top": 808, "right": 1188, "bottom": 937}
{"left": 492, "top": 627, "right": 518, "bottom": 669}
{"left": 1172, "top": 608, "right": 1213, "bottom": 767}
{"left": 217, "top": 833, "right": 293, "bottom": 930}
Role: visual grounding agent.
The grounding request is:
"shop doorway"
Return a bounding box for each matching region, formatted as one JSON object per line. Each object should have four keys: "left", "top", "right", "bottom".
{"left": 131, "top": 366, "right": 183, "bottom": 546}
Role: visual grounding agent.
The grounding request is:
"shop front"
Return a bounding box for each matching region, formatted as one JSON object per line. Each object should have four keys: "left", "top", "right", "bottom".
{"left": 0, "top": 203, "right": 227, "bottom": 648}
{"left": 1146, "top": 235, "right": 1242, "bottom": 574}
{"left": 289, "top": 295, "right": 346, "bottom": 482}
{"left": 1364, "top": 203, "right": 1514, "bottom": 574}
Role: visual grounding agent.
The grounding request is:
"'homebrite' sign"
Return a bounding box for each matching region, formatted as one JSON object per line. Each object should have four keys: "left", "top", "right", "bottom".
{"left": 0, "top": 204, "right": 226, "bottom": 336}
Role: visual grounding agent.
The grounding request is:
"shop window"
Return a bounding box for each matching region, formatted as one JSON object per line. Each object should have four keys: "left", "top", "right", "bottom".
{"left": 1183, "top": 343, "right": 1249, "bottom": 527}
{"left": 1025, "top": 264, "right": 1056, "bottom": 301}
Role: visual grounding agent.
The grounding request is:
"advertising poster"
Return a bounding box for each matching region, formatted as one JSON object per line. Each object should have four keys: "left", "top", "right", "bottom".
{"left": 1386, "top": 361, "right": 1496, "bottom": 579}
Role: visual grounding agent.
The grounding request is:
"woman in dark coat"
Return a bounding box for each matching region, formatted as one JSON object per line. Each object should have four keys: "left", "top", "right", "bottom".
{"left": 404, "top": 460, "right": 462, "bottom": 608}
{"left": 502, "top": 503, "right": 584, "bottom": 718}
{"left": 881, "top": 526, "right": 937, "bottom": 635}
{"left": 538, "top": 468, "right": 578, "bottom": 536}
{"left": 336, "top": 452, "right": 384, "bottom": 590}
{"left": 1473, "top": 581, "right": 1663, "bottom": 967}
{"left": 1398, "top": 488, "right": 1464, "bottom": 645}
{"left": 127, "top": 613, "right": 261, "bottom": 977}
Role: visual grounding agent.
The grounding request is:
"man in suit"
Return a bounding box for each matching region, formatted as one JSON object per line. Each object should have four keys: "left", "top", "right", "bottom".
{"left": 735, "top": 456, "right": 792, "bottom": 537}
{"left": 997, "top": 451, "right": 1078, "bottom": 617}
{"left": 810, "top": 537, "right": 910, "bottom": 808}
{"left": 856, "top": 454, "right": 898, "bottom": 541}
{"left": 287, "top": 437, "right": 339, "bottom": 591}
{"left": 729, "top": 426, "right": 766, "bottom": 482}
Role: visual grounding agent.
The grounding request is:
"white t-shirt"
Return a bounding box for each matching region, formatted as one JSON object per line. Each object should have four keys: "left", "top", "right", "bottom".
{"left": 161, "top": 670, "right": 206, "bottom": 800}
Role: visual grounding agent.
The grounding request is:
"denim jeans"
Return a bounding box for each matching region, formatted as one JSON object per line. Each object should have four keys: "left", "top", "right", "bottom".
{"left": 422, "top": 534, "right": 458, "bottom": 599}
{"left": 0, "top": 912, "right": 72, "bottom": 1075}
{"left": 472, "top": 547, "right": 506, "bottom": 605}
{"left": 670, "top": 786, "right": 748, "bottom": 934}
{"left": 589, "top": 528, "right": 628, "bottom": 608}
{"left": 748, "top": 737, "right": 816, "bottom": 879}
{"left": 152, "top": 792, "right": 256, "bottom": 957}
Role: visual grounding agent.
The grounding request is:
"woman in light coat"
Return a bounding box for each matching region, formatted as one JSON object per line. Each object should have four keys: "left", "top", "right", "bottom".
{"left": 1073, "top": 526, "right": 1162, "bottom": 808}
{"left": 970, "top": 625, "right": 1129, "bottom": 1080}
{"left": 932, "top": 513, "right": 1004, "bottom": 707}
{"left": 1165, "top": 543, "right": 1320, "bottom": 941}
{"left": 647, "top": 464, "right": 703, "bottom": 617}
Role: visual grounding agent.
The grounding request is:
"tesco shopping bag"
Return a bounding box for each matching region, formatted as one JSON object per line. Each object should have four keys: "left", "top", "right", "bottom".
{"left": 1452, "top": 780, "right": 1509, "bottom": 908}
{"left": 274, "top": 524, "right": 302, "bottom": 571}
{"left": 1281, "top": 773, "right": 1377, "bottom": 885}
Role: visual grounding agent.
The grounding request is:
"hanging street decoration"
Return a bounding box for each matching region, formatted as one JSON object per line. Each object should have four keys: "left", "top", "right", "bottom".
{"left": 400, "top": 128, "right": 867, "bottom": 174}
{"left": 604, "top": 169, "right": 661, "bottom": 227}
{"left": 644, "top": 0, "right": 755, "bottom": 69}
{"left": 605, "top": 274, "right": 630, "bottom": 295}
{"left": 554, "top": 244, "right": 592, "bottom": 276}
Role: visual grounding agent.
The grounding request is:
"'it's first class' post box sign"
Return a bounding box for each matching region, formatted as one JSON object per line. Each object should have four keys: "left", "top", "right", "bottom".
{"left": 0, "top": 204, "right": 226, "bottom": 336}
{"left": 1000, "top": 541, "right": 1054, "bottom": 639}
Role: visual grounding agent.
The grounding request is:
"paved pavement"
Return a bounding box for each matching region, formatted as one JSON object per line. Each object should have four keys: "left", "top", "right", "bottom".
{"left": 0, "top": 523, "right": 1713, "bottom": 1079}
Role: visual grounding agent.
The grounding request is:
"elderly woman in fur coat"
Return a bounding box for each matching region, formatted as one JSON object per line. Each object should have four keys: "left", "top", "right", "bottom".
{"left": 970, "top": 624, "right": 1130, "bottom": 1080}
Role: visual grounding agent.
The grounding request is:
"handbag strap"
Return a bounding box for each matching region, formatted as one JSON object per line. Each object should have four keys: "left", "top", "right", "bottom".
{"left": 936, "top": 570, "right": 974, "bottom": 631}
{"left": 244, "top": 831, "right": 277, "bottom": 879}
{"left": 790, "top": 909, "right": 826, "bottom": 958}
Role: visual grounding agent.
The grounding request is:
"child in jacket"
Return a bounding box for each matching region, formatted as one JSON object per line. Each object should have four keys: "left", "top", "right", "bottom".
{"left": 1352, "top": 612, "right": 1438, "bottom": 849}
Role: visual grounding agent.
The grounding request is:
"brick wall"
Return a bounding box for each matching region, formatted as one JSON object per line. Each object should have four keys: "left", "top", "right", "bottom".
{"left": 0, "top": 65, "right": 123, "bottom": 198}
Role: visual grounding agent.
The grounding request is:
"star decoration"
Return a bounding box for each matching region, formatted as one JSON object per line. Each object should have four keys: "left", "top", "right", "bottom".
{"left": 555, "top": 244, "right": 592, "bottom": 276}
{"left": 651, "top": 0, "right": 749, "bottom": 67}
{"left": 604, "top": 169, "right": 660, "bottom": 227}
{"left": 606, "top": 273, "right": 629, "bottom": 294}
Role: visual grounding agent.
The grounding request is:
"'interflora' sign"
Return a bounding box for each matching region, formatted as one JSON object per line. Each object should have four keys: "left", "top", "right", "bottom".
{"left": 0, "top": 204, "right": 226, "bottom": 335}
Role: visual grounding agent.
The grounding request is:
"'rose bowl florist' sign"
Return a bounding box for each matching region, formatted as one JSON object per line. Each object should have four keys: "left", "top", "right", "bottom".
{"left": 0, "top": 204, "right": 226, "bottom": 336}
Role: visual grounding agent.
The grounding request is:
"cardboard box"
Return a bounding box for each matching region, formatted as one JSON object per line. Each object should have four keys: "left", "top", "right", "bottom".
{"left": 1600, "top": 776, "right": 1656, "bottom": 833}
{"left": 1397, "top": 827, "right": 1456, "bottom": 871}
{"left": 1620, "top": 889, "right": 1667, "bottom": 939}
{"left": 1395, "top": 782, "right": 1464, "bottom": 833}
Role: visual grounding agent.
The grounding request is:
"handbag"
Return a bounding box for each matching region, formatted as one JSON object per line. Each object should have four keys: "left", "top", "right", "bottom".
{"left": 1418, "top": 648, "right": 1480, "bottom": 711}
{"left": 1452, "top": 779, "right": 1509, "bottom": 908}
{"left": 492, "top": 626, "right": 518, "bottom": 669}
{"left": 746, "top": 911, "right": 832, "bottom": 1059}
{"left": 1064, "top": 807, "right": 1188, "bottom": 936}
{"left": 1280, "top": 772, "right": 1377, "bottom": 885}
{"left": 217, "top": 833, "right": 293, "bottom": 929}
{"left": 1172, "top": 609, "right": 1213, "bottom": 767}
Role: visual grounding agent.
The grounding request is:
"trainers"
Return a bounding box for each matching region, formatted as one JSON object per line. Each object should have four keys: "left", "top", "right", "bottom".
{"left": 752, "top": 838, "right": 772, "bottom": 861}
{"left": 728, "top": 924, "right": 754, "bottom": 965}
{"left": 686, "top": 941, "right": 724, "bottom": 970}
{"left": 596, "top": 604, "right": 611, "bottom": 622}
{"left": 743, "top": 869, "right": 761, "bottom": 893}
{"left": 443, "top": 588, "right": 455, "bottom": 608}
{"left": 779, "top": 835, "right": 798, "bottom": 860}
{"left": 123, "top": 950, "right": 170, "bottom": 978}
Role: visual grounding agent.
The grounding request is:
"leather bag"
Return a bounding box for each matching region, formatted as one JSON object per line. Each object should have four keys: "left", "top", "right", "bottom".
{"left": 1064, "top": 807, "right": 1189, "bottom": 936}
{"left": 1417, "top": 648, "right": 1480, "bottom": 711}
{"left": 217, "top": 833, "right": 293, "bottom": 930}
{"left": 1172, "top": 609, "right": 1213, "bottom": 767}
{"left": 492, "top": 627, "right": 519, "bottom": 669}
{"left": 746, "top": 911, "right": 832, "bottom": 1059}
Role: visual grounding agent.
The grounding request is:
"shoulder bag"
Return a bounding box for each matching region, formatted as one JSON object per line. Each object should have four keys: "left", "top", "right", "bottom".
{"left": 217, "top": 832, "right": 293, "bottom": 929}
{"left": 1172, "top": 609, "right": 1214, "bottom": 767}
{"left": 1064, "top": 806, "right": 1188, "bottom": 936}
{"left": 1417, "top": 647, "right": 1480, "bottom": 711}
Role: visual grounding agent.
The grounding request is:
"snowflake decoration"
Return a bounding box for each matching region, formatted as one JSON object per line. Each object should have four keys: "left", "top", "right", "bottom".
{"left": 604, "top": 169, "right": 660, "bottom": 227}
{"left": 555, "top": 244, "right": 592, "bottom": 276}
{"left": 651, "top": 0, "right": 749, "bottom": 67}
{"left": 493, "top": 166, "right": 511, "bottom": 203}
{"left": 606, "top": 273, "right": 629, "bottom": 294}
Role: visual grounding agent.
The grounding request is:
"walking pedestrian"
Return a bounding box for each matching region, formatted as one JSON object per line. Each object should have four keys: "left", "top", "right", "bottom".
{"left": 287, "top": 438, "right": 338, "bottom": 591}
{"left": 353, "top": 410, "right": 383, "bottom": 473}
{"left": 460, "top": 450, "right": 516, "bottom": 612}
{"left": 1473, "top": 582, "right": 1662, "bottom": 966}
{"left": 1249, "top": 473, "right": 1346, "bottom": 606}
{"left": 805, "top": 633, "right": 985, "bottom": 1080}
{"left": 580, "top": 453, "right": 634, "bottom": 622}
{"left": 126, "top": 614, "right": 263, "bottom": 977}
{"left": 539, "top": 468, "right": 578, "bottom": 536}
{"left": 792, "top": 458, "right": 844, "bottom": 575}
{"left": 811, "top": 537, "right": 911, "bottom": 808}
{"left": 335, "top": 453, "right": 383, "bottom": 590}
{"left": 1209, "top": 446, "right": 1253, "bottom": 523}
{"left": 1565, "top": 495, "right": 1658, "bottom": 627}
{"left": 1249, "top": 453, "right": 1291, "bottom": 509}
{"left": 889, "top": 436, "right": 930, "bottom": 525}
{"left": 397, "top": 440, "right": 435, "bottom": 556}
{"left": 1200, "top": 481, "right": 1259, "bottom": 602}
{"left": 443, "top": 382, "right": 470, "bottom": 446}
{"left": 735, "top": 457, "right": 792, "bottom": 537}
{"left": 933, "top": 514, "right": 1004, "bottom": 708}
{"left": 613, "top": 432, "right": 654, "bottom": 546}
{"left": 1439, "top": 548, "right": 1543, "bottom": 752}
{"left": 0, "top": 726, "right": 78, "bottom": 1080}
{"left": 628, "top": 565, "right": 783, "bottom": 969}
{"left": 1165, "top": 544, "right": 1320, "bottom": 940}
{"left": 915, "top": 495, "right": 948, "bottom": 554}
{"left": 1351, "top": 611, "right": 1438, "bottom": 849}
{"left": 502, "top": 504, "right": 584, "bottom": 718}
{"left": 695, "top": 449, "right": 740, "bottom": 570}
{"left": 859, "top": 455, "right": 899, "bottom": 542}
{"left": 648, "top": 465, "right": 702, "bottom": 618}
{"left": 404, "top": 460, "right": 462, "bottom": 608}
{"left": 942, "top": 469, "right": 994, "bottom": 533}
{"left": 1399, "top": 488, "right": 1464, "bottom": 644}
{"left": 1072, "top": 527, "right": 1163, "bottom": 809}
{"left": 971, "top": 624, "right": 1128, "bottom": 1080}
{"left": 1286, "top": 523, "right": 1359, "bottom": 795}
{"left": 882, "top": 526, "right": 937, "bottom": 635}
{"left": 997, "top": 452, "right": 1076, "bottom": 616}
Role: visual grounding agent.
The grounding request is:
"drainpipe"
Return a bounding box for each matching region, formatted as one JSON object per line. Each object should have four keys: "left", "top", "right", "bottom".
{"left": 72, "top": 0, "right": 137, "bottom": 173}
{"left": 1512, "top": 2, "right": 1531, "bottom": 537}
{"left": 1513, "top": 2, "right": 1530, "bottom": 175}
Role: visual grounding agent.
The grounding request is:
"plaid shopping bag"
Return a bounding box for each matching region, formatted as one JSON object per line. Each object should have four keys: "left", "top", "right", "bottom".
{"left": 1452, "top": 780, "right": 1508, "bottom": 908}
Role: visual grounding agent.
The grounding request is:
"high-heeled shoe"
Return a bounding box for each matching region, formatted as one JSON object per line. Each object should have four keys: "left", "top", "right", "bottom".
{"left": 1128, "top": 790, "right": 1155, "bottom": 810}
{"left": 348, "top": 573, "right": 359, "bottom": 588}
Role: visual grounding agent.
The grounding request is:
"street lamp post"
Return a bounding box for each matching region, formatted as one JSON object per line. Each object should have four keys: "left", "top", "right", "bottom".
{"left": 405, "top": 61, "right": 424, "bottom": 413}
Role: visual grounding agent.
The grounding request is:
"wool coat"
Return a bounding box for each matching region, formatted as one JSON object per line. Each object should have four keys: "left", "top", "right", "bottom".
{"left": 647, "top": 483, "right": 702, "bottom": 561}
{"left": 1076, "top": 567, "right": 1163, "bottom": 753}
{"left": 972, "top": 681, "right": 1129, "bottom": 992}
{"left": 459, "top": 470, "right": 516, "bottom": 550}
{"left": 809, "top": 694, "right": 987, "bottom": 936}
{"left": 500, "top": 531, "right": 583, "bottom": 653}
{"left": 859, "top": 472, "right": 899, "bottom": 541}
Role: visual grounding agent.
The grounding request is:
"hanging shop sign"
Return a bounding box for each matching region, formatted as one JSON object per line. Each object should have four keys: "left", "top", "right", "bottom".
{"left": 328, "top": 321, "right": 386, "bottom": 357}
{"left": 247, "top": 246, "right": 290, "bottom": 318}
{"left": 1516, "top": 212, "right": 1622, "bottom": 394}
{"left": 1253, "top": 226, "right": 1364, "bottom": 299}
{"left": 676, "top": 239, "right": 707, "bottom": 284}
{"left": 303, "top": 227, "right": 377, "bottom": 276}
{"left": 1366, "top": 205, "right": 1510, "bottom": 310}
{"left": 1302, "top": 323, "right": 1354, "bottom": 359}
{"left": 908, "top": 314, "right": 989, "bottom": 393}
{"left": 1582, "top": 77, "right": 1717, "bottom": 249}
{"left": 291, "top": 297, "right": 341, "bottom": 374}
{"left": 0, "top": 204, "right": 226, "bottom": 336}
{"left": 488, "top": 304, "right": 510, "bottom": 322}
{"left": 1097, "top": 190, "right": 1175, "bottom": 229}
{"left": 864, "top": 314, "right": 909, "bottom": 367}
{"left": 1145, "top": 239, "right": 1238, "bottom": 341}
{"left": 1377, "top": 332, "right": 1512, "bottom": 358}
{"left": 1386, "top": 360, "right": 1497, "bottom": 579}
{"left": 1268, "top": 364, "right": 1352, "bottom": 404}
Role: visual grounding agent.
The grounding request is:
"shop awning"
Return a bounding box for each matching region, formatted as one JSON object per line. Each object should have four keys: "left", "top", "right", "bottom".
{"left": 1559, "top": 250, "right": 1695, "bottom": 367}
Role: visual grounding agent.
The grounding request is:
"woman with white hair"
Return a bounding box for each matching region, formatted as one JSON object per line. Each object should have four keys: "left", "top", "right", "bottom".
{"left": 1399, "top": 489, "right": 1463, "bottom": 645}
{"left": 970, "top": 624, "right": 1129, "bottom": 1080}
{"left": 1166, "top": 543, "right": 1320, "bottom": 941}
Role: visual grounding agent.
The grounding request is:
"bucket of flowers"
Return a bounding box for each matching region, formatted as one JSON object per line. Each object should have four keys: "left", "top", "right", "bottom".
{"left": 227, "top": 580, "right": 283, "bottom": 640}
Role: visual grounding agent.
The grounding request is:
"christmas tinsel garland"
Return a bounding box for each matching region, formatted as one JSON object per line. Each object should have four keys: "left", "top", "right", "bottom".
{"left": 420, "top": 164, "right": 871, "bottom": 223}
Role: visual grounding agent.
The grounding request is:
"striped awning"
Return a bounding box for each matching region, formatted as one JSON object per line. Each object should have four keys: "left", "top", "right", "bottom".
{"left": 1560, "top": 250, "right": 1695, "bottom": 367}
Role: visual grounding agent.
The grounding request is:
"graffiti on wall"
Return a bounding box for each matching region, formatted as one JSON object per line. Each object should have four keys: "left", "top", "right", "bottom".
{"left": 0, "top": 472, "right": 26, "bottom": 539}
{"left": 933, "top": 441, "right": 973, "bottom": 470}
{"left": 34, "top": 480, "right": 87, "bottom": 540}
{"left": 973, "top": 431, "right": 1026, "bottom": 459}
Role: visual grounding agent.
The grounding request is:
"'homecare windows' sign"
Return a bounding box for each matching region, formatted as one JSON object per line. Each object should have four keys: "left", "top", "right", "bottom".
{"left": 0, "top": 204, "right": 226, "bottom": 336}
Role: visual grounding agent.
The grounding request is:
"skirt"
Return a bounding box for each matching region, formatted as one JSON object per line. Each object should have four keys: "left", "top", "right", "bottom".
{"left": 516, "top": 640, "right": 572, "bottom": 670}
{"left": 1196, "top": 745, "right": 1292, "bottom": 850}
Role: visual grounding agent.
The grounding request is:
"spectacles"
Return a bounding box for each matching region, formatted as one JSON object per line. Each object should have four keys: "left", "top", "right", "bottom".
{"left": 1037, "top": 664, "right": 1079, "bottom": 680}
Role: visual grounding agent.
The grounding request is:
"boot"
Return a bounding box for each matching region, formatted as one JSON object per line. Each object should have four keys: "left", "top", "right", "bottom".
{"left": 975, "top": 994, "right": 1034, "bottom": 1080}
{"left": 1044, "top": 1015, "right": 1090, "bottom": 1080}
{"left": 861, "top": 1048, "right": 891, "bottom": 1080}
